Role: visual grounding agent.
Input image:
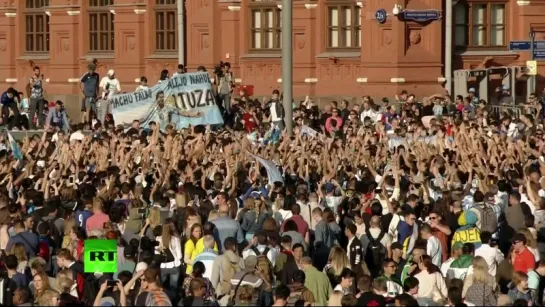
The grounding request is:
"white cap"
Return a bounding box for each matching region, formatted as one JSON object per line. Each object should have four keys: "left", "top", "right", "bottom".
{"left": 107, "top": 69, "right": 115, "bottom": 76}
{"left": 135, "top": 262, "right": 148, "bottom": 272}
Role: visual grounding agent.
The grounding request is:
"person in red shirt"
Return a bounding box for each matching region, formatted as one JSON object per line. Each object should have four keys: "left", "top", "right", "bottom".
{"left": 281, "top": 203, "right": 309, "bottom": 239}
{"left": 241, "top": 104, "right": 259, "bottom": 133}
{"left": 511, "top": 232, "right": 536, "bottom": 273}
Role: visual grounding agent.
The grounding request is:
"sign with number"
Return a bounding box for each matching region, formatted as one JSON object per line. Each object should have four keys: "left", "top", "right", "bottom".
{"left": 375, "top": 9, "right": 387, "bottom": 24}
{"left": 527, "top": 60, "right": 537, "bottom": 75}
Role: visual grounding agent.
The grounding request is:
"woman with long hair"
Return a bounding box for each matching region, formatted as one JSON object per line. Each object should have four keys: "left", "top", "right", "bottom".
{"left": 141, "top": 207, "right": 162, "bottom": 239}
{"left": 67, "top": 226, "right": 86, "bottom": 261}
{"left": 464, "top": 256, "right": 498, "bottom": 306}
{"left": 414, "top": 255, "right": 447, "bottom": 303}
{"left": 56, "top": 268, "right": 78, "bottom": 298}
{"left": 323, "top": 246, "right": 351, "bottom": 289}
{"left": 240, "top": 197, "right": 268, "bottom": 242}
{"left": 182, "top": 261, "right": 216, "bottom": 301}
{"left": 155, "top": 218, "right": 182, "bottom": 298}
{"left": 33, "top": 271, "right": 52, "bottom": 304}
{"left": 61, "top": 217, "right": 75, "bottom": 249}
{"left": 184, "top": 223, "right": 203, "bottom": 274}
{"left": 11, "top": 243, "right": 28, "bottom": 274}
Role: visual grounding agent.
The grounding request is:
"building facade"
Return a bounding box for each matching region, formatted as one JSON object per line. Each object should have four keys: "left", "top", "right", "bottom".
{"left": 0, "top": 0, "right": 544, "bottom": 106}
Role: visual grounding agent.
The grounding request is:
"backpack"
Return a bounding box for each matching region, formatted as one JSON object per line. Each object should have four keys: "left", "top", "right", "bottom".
{"left": 220, "top": 257, "right": 242, "bottom": 295}
{"left": 473, "top": 204, "right": 498, "bottom": 234}
{"left": 252, "top": 247, "right": 273, "bottom": 289}
{"left": 365, "top": 228, "right": 387, "bottom": 278}
{"left": 145, "top": 288, "right": 173, "bottom": 306}
{"left": 286, "top": 289, "right": 305, "bottom": 306}
{"left": 37, "top": 238, "right": 50, "bottom": 263}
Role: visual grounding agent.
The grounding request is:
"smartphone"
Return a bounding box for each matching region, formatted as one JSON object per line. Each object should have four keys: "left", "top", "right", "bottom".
{"left": 69, "top": 176, "right": 74, "bottom": 184}
{"left": 376, "top": 188, "right": 383, "bottom": 194}
{"left": 138, "top": 167, "right": 142, "bottom": 174}
{"left": 137, "top": 208, "right": 146, "bottom": 215}
{"left": 101, "top": 178, "right": 107, "bottom": 185}
{"left": 106, "top": 280, "right": 117, "bottom": 287}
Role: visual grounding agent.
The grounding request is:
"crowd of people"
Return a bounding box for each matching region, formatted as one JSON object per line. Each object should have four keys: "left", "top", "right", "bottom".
{"left": 0, "top": 61, "right": 545, "bottom": 307}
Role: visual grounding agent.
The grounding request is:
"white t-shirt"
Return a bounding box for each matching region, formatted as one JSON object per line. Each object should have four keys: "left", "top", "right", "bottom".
{"left": 427, "top": 236, "right": 442, "bottom": 267}
{"left": 100, "top": 76, "right": 121, "bottom": 98}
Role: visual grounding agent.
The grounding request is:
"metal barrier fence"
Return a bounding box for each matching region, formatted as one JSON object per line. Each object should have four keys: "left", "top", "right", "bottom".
{"left": 488, "top": 105, "right": 539, "bottom": 120}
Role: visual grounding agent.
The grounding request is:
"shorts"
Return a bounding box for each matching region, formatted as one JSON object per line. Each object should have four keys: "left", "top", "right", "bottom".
{"left": 81, "top": 97, "right": 97, "bottom": 112}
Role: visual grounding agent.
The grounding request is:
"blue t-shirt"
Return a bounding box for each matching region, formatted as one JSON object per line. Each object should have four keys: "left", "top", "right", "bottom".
{"left": 397, "top": 221, "right": 413, "bottom": 244}
{"left": 75, "top": 210, "right": 93, "bottom": 230}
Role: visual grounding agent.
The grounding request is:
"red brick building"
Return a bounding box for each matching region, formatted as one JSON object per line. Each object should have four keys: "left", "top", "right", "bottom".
{"left": 0, "top": 0, "right": 544, "bottom": 114}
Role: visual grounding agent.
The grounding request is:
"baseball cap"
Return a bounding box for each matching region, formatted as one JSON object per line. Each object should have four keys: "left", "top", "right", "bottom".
{"left": 107, "top": 69, "right": 115, "bottom": 76}
{"left": 324, "top": 183, "right": 335, "bottom": 193}
{"left": 468, "top": 88, "right": 475, "bottom": 93}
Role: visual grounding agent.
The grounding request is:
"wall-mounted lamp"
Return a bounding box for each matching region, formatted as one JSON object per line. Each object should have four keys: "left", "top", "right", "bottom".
{"left": 392, "top": 4, "right": 403, "bottom": 16}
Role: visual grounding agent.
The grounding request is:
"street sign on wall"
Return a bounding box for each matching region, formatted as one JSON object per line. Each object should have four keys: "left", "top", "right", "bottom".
{"left": 509, "top": 40, "right": 545, "bottom": 51}
{"left": 402, "top": 10, "right": 440, "bottom": 22}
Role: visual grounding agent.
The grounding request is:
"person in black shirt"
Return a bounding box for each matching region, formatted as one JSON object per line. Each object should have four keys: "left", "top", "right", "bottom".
{"left": 356, "top": 275, "right": 385, "bottom": 307}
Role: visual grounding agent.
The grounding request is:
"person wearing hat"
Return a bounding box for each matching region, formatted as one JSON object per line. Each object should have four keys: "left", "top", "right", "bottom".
{"left": 98, "top": 69, "right": 120, "bottom": 124}
{"left": 451, "top": 210, "right": 481, "bottom": 248}
{"left": 511, "top": 232, "right": 536, "bottom": 274}
{"left": 468, "top": 87, "right": 479, "bottom": 106}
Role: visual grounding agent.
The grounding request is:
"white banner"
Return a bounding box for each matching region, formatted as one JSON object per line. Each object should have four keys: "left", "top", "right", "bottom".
{"left": 110, "top": 72, "right": 223, "bottom": 129}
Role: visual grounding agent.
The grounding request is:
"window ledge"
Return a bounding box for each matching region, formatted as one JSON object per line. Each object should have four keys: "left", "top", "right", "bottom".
{"left": 241, "top": 53, "right": 282, "bottom": 59}
{"left": 79, "top": 54, "right": 114, "bottom": 60}
{"left": 455, "top": 50, "right": 517, "bottom": 56}
{"left": 17, "top": 55, "right": 50, "bottom": 61}
{"left": 145, "top": 53, "right": 178, "bottom": 59}
{"left": 316, "top": 51, "right": 360, "bottom": 58}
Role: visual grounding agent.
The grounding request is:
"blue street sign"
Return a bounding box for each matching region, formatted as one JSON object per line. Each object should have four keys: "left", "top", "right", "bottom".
{"left": 375, "top": 9, "right": 387, "bottom": 23}
{"left": 509, "top": 40, "right": 545, "bottom": 51}
{"left": 534, "top": 50, "right": 545, "bottom": 60}
{"left": 402, "top": 10, "right": 440, "bottom": 22}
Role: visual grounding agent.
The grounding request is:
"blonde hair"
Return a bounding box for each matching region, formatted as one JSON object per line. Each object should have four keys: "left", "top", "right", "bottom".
{"left": 208, "top": 210, "right": 219, "bottom": 221}
{"left": 12, "top": 243, "right": 27, "bottom": 262}
{"left": 56, "top": 276, "right": 74, "bottom": 294}
{"left": 62, "top": 217, "right": 76, "bottom": 249}
{"left": 518, "top": 228, "right": 537, "bottom": 248}
{"left": 244, "top": 197, "right": 256, "bottom": 211}
{"left": 149, "top": 207, "right": 161, "bottom": 228}
{"left": 37, "top": 289, "right": 60, "bottom": 306}
{"left": 328, "top": 246, "right": 350, "bottom": 276}
{"left": 328, "top": 290, "right": 344, "bottom": 306}
{"left": 470, "top": 256, "right": 490, "bottom": 284}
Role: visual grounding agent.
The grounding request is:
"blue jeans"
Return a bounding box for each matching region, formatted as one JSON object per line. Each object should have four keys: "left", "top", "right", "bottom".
{"left": 161, "top": 267, "right": 180, "bottom": 301}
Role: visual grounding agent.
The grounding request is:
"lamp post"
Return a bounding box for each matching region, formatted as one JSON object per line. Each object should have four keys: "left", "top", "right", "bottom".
{"left": 177, "top": 0, "right": 185, "bottom": 66}
{"left": 282, "top": 0, "right": 293, "bottom": 136}
{"left": 530, "top": 30, "right": 536, "bottom": 95}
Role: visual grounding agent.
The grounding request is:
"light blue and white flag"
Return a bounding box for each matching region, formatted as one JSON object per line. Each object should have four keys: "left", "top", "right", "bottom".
{"left": 110, "top": 72, "right": 223, "bottom": 130}
{"left": 248, "top": 152, "right": 284, "bottom": 184}
{"left": 7, "top": 132, "right": 22, "bottom": 160}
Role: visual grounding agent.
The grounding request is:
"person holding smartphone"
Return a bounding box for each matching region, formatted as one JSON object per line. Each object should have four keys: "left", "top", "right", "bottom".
{"left": 27, "top": 66, "right": 45, "bottom": 129}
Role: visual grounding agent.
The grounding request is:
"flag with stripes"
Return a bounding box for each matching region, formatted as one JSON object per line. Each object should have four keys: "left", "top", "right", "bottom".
{"left": 7, "top": 132, "right": 22, "bottom": 160}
